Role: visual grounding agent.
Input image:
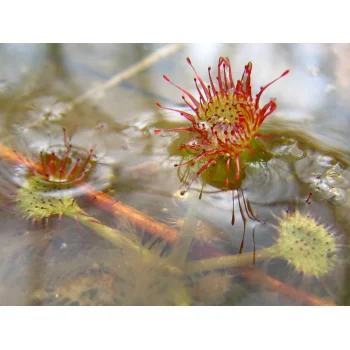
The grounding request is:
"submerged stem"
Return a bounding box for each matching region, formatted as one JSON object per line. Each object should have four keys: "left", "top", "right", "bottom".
{"left": 83, "top": 184, "right": 179, "bottom": 244}
{"left": 70, "top": 210, "right": 183, "bottom": 276}
{"left": 167, "top": 198, "right": 199, "bottom": 267}
{"left": 186, "top": 247, "right": 274, "bottom": 274}
{"left": 72, "top": 211, "right": 139, "bottom": 251}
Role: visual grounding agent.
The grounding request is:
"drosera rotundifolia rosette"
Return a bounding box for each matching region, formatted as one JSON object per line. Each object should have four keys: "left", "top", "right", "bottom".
{"left": 13, "top": 128, "right": 102, "bottom": 223}
{"left": 155, "top": 57, "right": 289, "bottom": 193}
{"left": 154, "top": 57, "right": 289, "bottom": 253}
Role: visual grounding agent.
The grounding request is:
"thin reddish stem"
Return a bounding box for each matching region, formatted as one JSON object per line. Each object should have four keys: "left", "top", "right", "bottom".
{"left": 225, "top": 157, "right": 231, "bottom": 187}
{"left": 235, "top": 153, "right": 241, "bottom": 180}
{"left": 49, "top": 152, "right": 56, "bottom": 176}
{"left": 59, "top": 144, "right": 72, "bottom": 180}
{"left": 156, "top": 103, "right": 195, "bottom": 123}
{"left": 180, "top": 158, "right": 216, "bottom": 195}
{"left": 163, "top": 75, "right": 199, "bottom": 108}
{"left": 67, "top": 158, "right": 81, "bottom": 180}
{"left": 75, "top": 148, "right": 93, "bottom": 180}
{"left": 186, "top": 57, "right": 210, "bottom": 100}
{"left": 255, "top": 69, "right": 289, "bottom": 109}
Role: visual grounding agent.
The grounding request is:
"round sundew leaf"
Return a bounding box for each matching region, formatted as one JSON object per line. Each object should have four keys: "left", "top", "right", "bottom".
{"left": 169, "top": 134, "right": 272, "bottom": 191}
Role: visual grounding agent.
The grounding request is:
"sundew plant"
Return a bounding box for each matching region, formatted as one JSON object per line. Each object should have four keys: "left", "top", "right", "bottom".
{"left": 155, "top": 57, "right": 289, "bottom": 191}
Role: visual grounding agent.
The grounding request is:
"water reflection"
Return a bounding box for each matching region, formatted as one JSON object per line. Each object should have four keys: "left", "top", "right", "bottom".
{"left": 0, "top": 44, "right": 349, "bottom": 305}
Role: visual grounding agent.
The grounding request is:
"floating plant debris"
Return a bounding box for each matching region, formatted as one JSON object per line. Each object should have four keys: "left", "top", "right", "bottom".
{"left": 155, "top": 57, "right": 289, "bottom": 192}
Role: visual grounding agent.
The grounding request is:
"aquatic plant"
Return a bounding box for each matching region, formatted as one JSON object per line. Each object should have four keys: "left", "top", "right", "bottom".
{"left": 186, "top": 210, "right": 339, "bottom": 278}
{"left": 155, "top": 57, "right": 289, "bottom": 191}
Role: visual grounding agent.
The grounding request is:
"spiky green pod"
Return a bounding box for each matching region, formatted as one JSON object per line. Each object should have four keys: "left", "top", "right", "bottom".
{"left": 272, "top": 211, "right": 337, "bottom": 277}
{"left": 186, "top": 210, "right": 338, "bottom": 279}
{"left": 16, "top": 176, "right": 81, "bottom": 221}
